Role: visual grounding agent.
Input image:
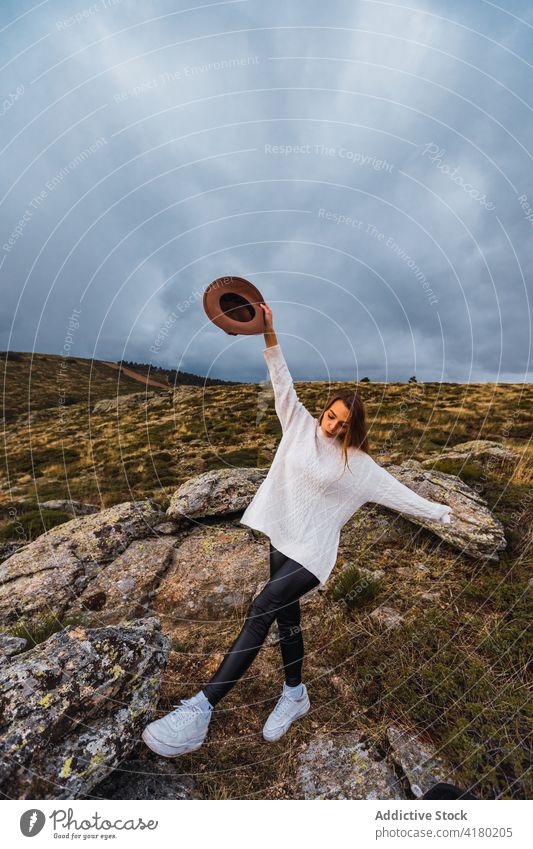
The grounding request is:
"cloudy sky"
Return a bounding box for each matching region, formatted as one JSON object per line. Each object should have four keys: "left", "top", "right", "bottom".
{"left": 1, "top": 0, "right": 532, "bottom": 383}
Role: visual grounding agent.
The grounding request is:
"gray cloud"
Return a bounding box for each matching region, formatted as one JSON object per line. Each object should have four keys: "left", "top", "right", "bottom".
{"left": 1, "top": 0, "right": 531, "bottom": 382}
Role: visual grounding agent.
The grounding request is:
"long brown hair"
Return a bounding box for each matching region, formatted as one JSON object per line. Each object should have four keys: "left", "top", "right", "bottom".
{"left": 318, "top": 389, "right": 370, "bottom": 476}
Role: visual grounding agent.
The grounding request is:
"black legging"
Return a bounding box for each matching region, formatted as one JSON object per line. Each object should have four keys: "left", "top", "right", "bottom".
{"left": 201, "top": 541, "right": 320, "bottom": 707}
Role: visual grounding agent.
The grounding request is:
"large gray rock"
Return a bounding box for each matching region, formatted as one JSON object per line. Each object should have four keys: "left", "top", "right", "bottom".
{"left": 38, "top": 499, "right": 100, "bottom": 516}
{"left": 0, "top": 635, "right": 27, "bottom": 664}
{"left": 0, "top": 617, "right": 170, "bottom": 800}
{"left": 167, "top": 461, "right": 507, "bottom": 562}
{"left": 0, "top": 500, "right": 166, "bottom": 627}
{"left": 152, "top": 523, "right": 270, "bottom": 627}
{"left": 375, "top": 459, "right": 507, "bottom": 561}
{"left": 166, "top": 466, "right": 268, "bottom": 525}
{"left": 387, "top": 725, "right": 451, "bottom": 797}
{"left": 297, "top": 733, "right": 407, "bottom": 799}
{"left": 64, "top": 537, "right": 176, "bottom": 625}
{"left": 421, "top": 440, "right": 517, "bottom": 468}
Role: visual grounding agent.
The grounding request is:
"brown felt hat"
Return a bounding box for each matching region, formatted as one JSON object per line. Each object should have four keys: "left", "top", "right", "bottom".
{"left": 203, "top": 276, "right": 266, "bottom": 335}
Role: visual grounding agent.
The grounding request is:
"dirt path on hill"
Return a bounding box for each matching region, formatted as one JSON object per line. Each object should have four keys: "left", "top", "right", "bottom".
{"left": 101, "top": 361, "right": 169, "bottom": 390}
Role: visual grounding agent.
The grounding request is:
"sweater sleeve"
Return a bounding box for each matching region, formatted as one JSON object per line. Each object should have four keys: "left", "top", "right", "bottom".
{"left": 263, "top": 343, "right": 310, "bottom": 433}
{"left": 365, "top": 460, "right": 453, "bottom": 524}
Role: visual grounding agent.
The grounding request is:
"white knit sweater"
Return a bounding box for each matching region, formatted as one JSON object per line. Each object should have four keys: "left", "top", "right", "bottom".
{"left": 239, "top": 343, "right": 453, "bottom": 586}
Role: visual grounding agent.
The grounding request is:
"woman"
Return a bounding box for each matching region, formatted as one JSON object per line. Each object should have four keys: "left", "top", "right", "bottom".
{"left": 142, "top": 303, "right": 453, "bottom": 757}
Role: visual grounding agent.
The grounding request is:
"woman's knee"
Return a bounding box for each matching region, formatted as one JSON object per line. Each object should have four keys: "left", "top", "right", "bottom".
{"left": 247, "top": 587, "right": 279, "bottom": 629}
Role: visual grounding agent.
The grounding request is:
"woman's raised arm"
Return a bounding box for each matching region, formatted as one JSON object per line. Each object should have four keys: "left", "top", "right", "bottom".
{"left": 259, "top": 302, "right": 311, "bottom": 433}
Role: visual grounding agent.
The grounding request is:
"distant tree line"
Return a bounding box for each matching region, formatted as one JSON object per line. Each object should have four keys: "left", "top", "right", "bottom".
{"left": 117, "top": 359, "right": 244, "bottom": 387}
{"left": 0, "top": 352, "right": 24, "bottom": 362}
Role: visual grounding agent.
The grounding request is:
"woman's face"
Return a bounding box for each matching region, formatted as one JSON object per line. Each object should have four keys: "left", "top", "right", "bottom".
{"left": 320, "top": 400, "right": 351, "bottom": 440}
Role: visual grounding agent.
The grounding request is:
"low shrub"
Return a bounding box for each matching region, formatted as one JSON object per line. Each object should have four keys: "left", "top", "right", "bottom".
{"left": 330, "top": 563, "right": 383, "bottom": 610}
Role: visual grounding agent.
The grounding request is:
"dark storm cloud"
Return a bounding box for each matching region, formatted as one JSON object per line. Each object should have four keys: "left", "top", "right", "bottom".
{"left": 0, "top": 0, "right": 531, "bottom": 382}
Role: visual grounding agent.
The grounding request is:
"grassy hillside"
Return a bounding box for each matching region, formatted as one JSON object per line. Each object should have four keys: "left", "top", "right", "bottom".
{"left": 1, "top": 352, "right": 531, "bottom": 511}
{"left": 0, "top": 351, "right": 531, "bottom": 798}
{"left": 0, "top": 351, "right": 241, "bottom": 424}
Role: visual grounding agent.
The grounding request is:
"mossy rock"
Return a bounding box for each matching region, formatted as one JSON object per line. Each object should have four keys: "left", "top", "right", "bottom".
{"left": 426, "top": 458, "right": 486, "bottom": 481}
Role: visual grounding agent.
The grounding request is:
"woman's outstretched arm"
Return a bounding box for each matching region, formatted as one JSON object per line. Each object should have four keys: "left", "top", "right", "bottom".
{"left": 364, "top": 456, "right": 453, "bottom": 524}
{"left": 258, "top": 302, "right": 311, "bottom": 433}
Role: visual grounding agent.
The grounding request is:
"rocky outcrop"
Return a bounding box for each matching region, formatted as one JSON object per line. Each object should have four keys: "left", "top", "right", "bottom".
{"left": 375, "top": 459, "right": 507, "bottom": 561}
{"left": 64, "top": 538, "right": 176, "bottom": 626}
{"left": 0, "top": 635, "right": 27, "bottom": 664}
{"left": 0, "top": 483, "right": 280, "bottom": 636}
{"left": 0, "top": 456, "right": 513, "bottom": 801}
{"left": 0, "top": 500, "right": 166, "bottom": 627}
{"left": 386, "top": 725, "right": 451, "bottom": 797}
{"left": 153, "top": 521, "right": 181, "bottom": 534}
{"left": 421, "top": 440, "right": 517, "bottom": 468}
{"left": 38, "top": 499, "right": 100, "bottom": 516}
{"left": 92, "top": 392, "right": 161, "bottom": 414}
{"left": 86, "top": 756, "right": 196, "bottom": 800}
{"left": 166, "top": 462, "right": 507, "bottom": 561}
{"left": 151, "top": 523, "right": 271, "bottom": 628}
{"left": 166, "top": 466, "right": 268, "bottom": 525}
{"left": 297, "top": 733, "right": 407, "bottom": 799}
{"left": 296, "top": 726, "right": 455, "bottom": 800}
{"left": 172, "top": 385, "right": 204, "bottom": 400}
{"left": 0, "top": 617, "right": 170, "bottom": 800}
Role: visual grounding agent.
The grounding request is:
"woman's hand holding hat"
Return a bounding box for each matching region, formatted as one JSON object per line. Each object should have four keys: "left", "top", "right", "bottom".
{"left": 259, "top": 302, "right": 274, "bottom": 332}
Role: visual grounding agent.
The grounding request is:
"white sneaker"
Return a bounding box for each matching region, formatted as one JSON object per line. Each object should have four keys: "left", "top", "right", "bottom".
{"left": 142, "top": 697, "right": 212, "bottom": 757}
{"left": 262, "top": 683, "right": 311, "bottom": 742}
